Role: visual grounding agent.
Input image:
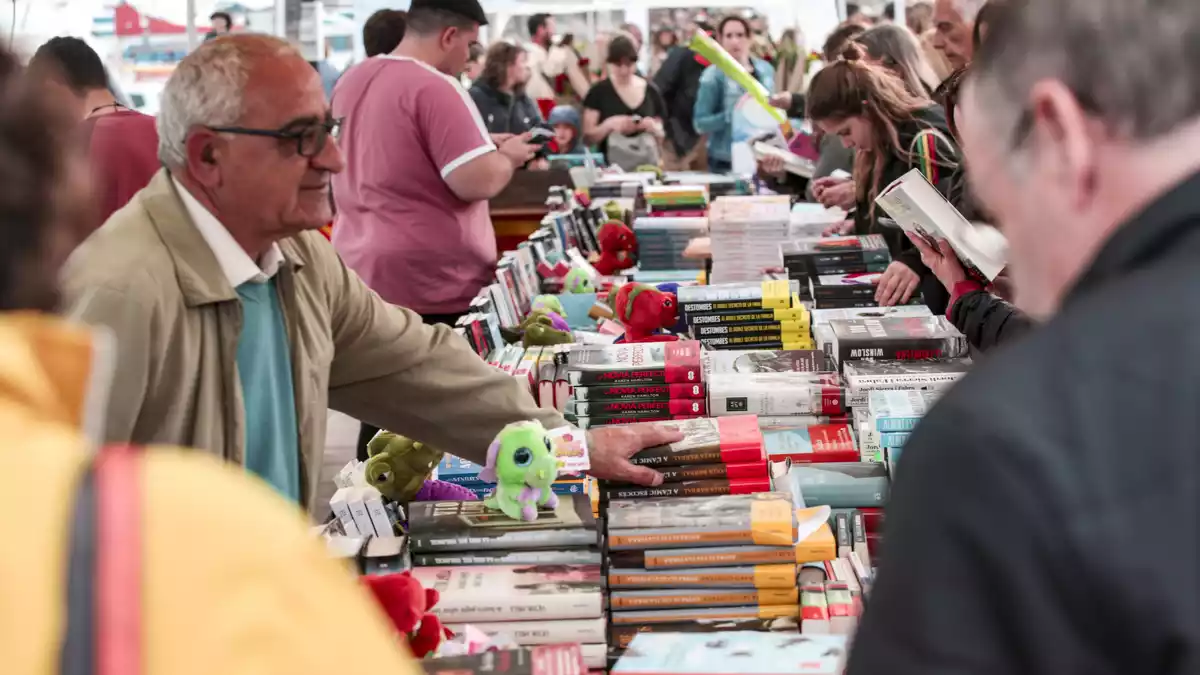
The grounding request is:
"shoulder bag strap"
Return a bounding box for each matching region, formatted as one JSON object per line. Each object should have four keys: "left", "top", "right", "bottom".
{"left": 60, "top": 445, "right": 144, "bottom": 675}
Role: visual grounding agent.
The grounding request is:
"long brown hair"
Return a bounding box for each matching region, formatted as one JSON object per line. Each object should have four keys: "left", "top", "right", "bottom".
{"left": 806, "top": 43, "right": 935, "bottom": 216}
{"left": 480, "top": 41, "right": 526, "bottom": 91}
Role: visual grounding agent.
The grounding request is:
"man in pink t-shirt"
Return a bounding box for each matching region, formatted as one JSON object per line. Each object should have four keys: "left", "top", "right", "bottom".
{"left": 332, "top": 0, "right": 538, "bottom": 319}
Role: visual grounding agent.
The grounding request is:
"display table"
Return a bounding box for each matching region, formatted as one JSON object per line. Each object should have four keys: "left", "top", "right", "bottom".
{"left": 490, "top": 169, "right": 573, "bottom": 252}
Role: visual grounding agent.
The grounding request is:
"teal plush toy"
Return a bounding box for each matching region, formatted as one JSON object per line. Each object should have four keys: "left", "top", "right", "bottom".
{"left": 564, "top": 268, "right": 594, "bottom": 294}
{"left": 478, "top": 421, "right": 561, "bottom": 521}
{"left": 531, "top": 294, "right": 567, "bottom": 318}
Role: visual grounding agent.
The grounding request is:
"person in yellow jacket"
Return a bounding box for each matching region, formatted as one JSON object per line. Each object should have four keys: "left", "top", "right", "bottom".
{"left": 0, "top": 45, "right": 422, "bottom": 675}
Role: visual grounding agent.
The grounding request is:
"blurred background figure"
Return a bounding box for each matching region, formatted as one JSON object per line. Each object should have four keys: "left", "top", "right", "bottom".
{"left": 904, "top": 1, "right": 953, "bottom": 80}
{"left": 28, "top": 36, "right": 157, "bottom": 231}
{"left": 648, "top": 27, "right": 678, "bottom": 77}
{"left": 546, "top": 104, "right": 584, "bottom": 155}
{"left": 655, "top": 19, "right": 714, "bottom": 171}
{"left": 845, "top": 3, "right": 874, "bottom": 28}
{"left": 362, "top": 9, "right": 408, "bottom": 58}
{"left": 693, "top": 15, "right": 775, "bottom": 173}
{"left": 855, "top": 23, "right": 941, "bottom": 97}
{"left": 619, "top": 22, "right": 645, "bottom": 53}
{"left": 773, "top": 28, "right": 808, "bottom": 96}
{"left": 205, "top": 10, "right": 233, "bottom": 41}
{"left": 462, "top": 41, "right": 485, "bottom": 87}
{"left": 933, "top": 0, "right": 986, "bottom": 69}
{"left": 470, "top": 42, "right": 542, "bottom": 136}
{"left": 582, "top": 33, "right": 666, "bottom": 169}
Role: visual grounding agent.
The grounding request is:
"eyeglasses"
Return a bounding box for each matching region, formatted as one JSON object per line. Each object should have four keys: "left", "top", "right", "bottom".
{"left": 207, "top": 117, "right": 342, "bottom": 158}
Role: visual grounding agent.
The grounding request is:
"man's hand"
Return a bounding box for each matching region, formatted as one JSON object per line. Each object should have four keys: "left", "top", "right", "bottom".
{"left": 490, "top": 133, "right": 515, "bottom": 146}
{"left": 585, "top": 423, "right": 686, "bottom": 485}
{"left": 909, "top": 234, "right": 968, "bottom": 292}
{"left": 822, "top": 219, "right": 855, "bottom": 236}
{"left": 758, "top": 155, "right": 786, "bottom": 178}
{"left": 875, "top": 260, "right": 922, "bottom": 306}
{"left": 769, "top": 92, "right": 793, "bottom": 110}
{"left": 498, "top": 132, "right": 539, "bottom": 168}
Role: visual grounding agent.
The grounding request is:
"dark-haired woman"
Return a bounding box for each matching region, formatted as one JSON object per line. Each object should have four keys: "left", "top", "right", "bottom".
{"left": 693, "top": 15, "right": 775, "bottom": 173}
{"left": 582, "top": 33, "right": 667, "bottom": 167}
{"left": 804, "top": 44, "right": 962, "bottom": 312}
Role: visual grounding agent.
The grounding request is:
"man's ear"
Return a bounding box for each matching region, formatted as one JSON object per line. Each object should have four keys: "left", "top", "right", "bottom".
{"left": 1028, "top": 79, "right": 1098, "bottom": 211}
{"left": 441, "top": 26, "right": 459, "bottom": 52}
{"left": 184, "top": 129, "right": 222, "bottom": 187}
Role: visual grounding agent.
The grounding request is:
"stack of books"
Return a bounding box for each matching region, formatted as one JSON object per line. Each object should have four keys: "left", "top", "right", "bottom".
{"left": 599, "top": 415, "right": 768, "bottom": 503}
{"left": 677, "top": 281, "right": 814, "bottom": 351}
{"left": 632, "top": 216, "right": 708, "bottom": 272}
{"left": 865, "top": 389, "right": 944, "bottom": 478}
{"left": 701, "top": 349, "right": 849, "bottom": 430}
{"left": 643, "top": 185, "right": 709, "bottom": 216}
{"left": 407, "top": 496, "right": 607, "bottom": 668}
{"left": 700, "top": 347, "right": 849, "bottom": 430}
{"left": 809, "top": 305, "right": 934, "bottom": 356}
{"left": 605, "top": 493, "right": 835, "bottom": 661}
{"left": 422, "top": 644, "right": 589, "bottom": 675}
{"left": 780, "top": 235, "right": 892, "bottom": 306}
{"left": 434, "top": 454, "right": 594, "bottom": 502}
{"left": 487, "top": 345, "right": 572, "bottom": 411}
{"left": 822, "top": 316, "right": 969, "bottom": 371}
{"left": 706, "top": 195, "right": 793, "bottom": 284}
{"left": 612, "top": 631, "right": 849, "bottom": 675}
{"left": 559, "top": 342, "right": 706, "bottom": 429}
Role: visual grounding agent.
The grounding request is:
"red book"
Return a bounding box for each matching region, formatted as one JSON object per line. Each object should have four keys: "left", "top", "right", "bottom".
{"left": 763, "top": 424, "right": 859, "bottom": 463}
{"left": 565, "top": 341, "right": 703, "bottom": 386}
{"left": 603, "top": 477, "right": 772, "bottom": 500}
{"left": 629, "top": 415, "right": 765, "bottom": 467}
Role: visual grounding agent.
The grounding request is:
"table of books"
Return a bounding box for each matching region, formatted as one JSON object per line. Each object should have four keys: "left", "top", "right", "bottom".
{"left": 319, "top": 176, "right": 976, "bottom": 675}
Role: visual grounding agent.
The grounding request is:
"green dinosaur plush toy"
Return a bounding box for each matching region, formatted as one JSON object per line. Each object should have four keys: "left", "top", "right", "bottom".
{"left": 602, "top": 200, "right": 625, "bottom": 223}
{"left": 365, "top": 432, "right": 445, "bottom": 504}
{"left": 530, "top": 294, "right": 567, "bottom": 318}
{"left": 524, "top": 322, "right": 574, "bottom": 347}
{"left": 478, "top": 420, "right": 561, "bottom": 521}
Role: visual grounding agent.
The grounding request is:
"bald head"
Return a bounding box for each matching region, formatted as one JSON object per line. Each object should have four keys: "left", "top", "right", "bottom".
{"left": 158, "top": 34, "right": 311, "bottom": 168}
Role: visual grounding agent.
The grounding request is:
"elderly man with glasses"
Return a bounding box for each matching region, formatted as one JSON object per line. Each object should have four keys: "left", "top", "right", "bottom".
{"left": 63, "top": 34, "right": 678, "bottom": 510}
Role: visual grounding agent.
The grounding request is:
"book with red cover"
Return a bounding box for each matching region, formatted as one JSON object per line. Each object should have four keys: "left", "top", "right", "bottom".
{"left": 572, "top": 383, "right": 707, "bottom": 402}
{"left": 563, "top": 342, "right": 703, "bottom": 386}
{"left": 609, "top": 462, "right": 768, "bottom": 484}
{"left": 568, "top": 399, "right": 707, "bottom": 417}
{"left": 762, "top": 424, "right": 858, "bottom": 463}
{"left": 629, "top": 415, "right": 764, "bottom": 467}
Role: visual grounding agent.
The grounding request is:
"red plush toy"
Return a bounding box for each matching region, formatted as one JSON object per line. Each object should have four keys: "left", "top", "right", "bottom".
{"left": 613, "top": 283, "right": 680, "bottom": 343}
{"left": 362, "top": 572, "right": 453, "bottom": 657}
{"left": 593, "top": 220, "right": 638, "bottom": 276}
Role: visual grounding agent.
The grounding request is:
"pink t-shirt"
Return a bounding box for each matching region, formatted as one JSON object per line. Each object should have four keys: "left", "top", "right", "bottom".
{"left": 331, "top": 55, "right": 498, "bottom": 314}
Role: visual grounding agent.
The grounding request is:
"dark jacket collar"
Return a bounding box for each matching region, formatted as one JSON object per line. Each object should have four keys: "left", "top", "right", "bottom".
{"left": 1067, "top": 170, "right": 1200, "bottom": 303}
{"left": 471, "top": 81, "right": 512, "bottom": 106}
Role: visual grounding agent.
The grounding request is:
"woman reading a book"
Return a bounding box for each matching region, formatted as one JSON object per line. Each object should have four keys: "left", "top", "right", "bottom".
{"left": 802, "top": 44, "right": 963, "bottom": 312}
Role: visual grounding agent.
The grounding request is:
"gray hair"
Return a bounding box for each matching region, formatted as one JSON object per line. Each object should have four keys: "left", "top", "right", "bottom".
{"left": 953, "top": 0, "right": 988, "bottom": 23}
{"left": 972, "top": 0, "right": 1200, "bottom": 144}
{"left": 857, "top": 24, "right": 941, "bottom": 97}
{"left": 157, "top": 34, "right": 300, "bottom": 169}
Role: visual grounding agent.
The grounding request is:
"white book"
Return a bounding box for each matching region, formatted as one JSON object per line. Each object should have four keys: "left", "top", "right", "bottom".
{"left": 444, "top": 618, "right": 607, "bottom": 646}
{"left": 752, "top": 141, "right": 816, "bottom": 178}
{"left": 875, "top": 168, "right": 1008, "bottom": 280}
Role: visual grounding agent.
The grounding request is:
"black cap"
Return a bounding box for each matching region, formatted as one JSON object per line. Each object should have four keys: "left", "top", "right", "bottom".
{"left": 409, "top": 0, "right": 488, "bottom": 26}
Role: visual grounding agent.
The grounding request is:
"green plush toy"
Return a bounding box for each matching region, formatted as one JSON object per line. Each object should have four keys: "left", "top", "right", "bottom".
{"left": 479, "top": 420, "right": 560, "bottom": 521}
{"left": 365, "top": 431, "right": 445, "bottom": 504}
{"left": 565, "top": 268, "right": 594, "bottom": 293}
{"left": 518, "top": 309, "right": 573, "bottom": 347}
{"left": 530, "top": 294, "right": 567, "bottom": 318}
{"left": 602, "top": 200, "right": 625, "bottom": 223}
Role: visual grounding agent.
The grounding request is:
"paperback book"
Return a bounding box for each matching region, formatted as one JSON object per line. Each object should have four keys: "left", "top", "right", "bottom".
{"left": 607, "top": 564, "right": 798, "bottom": 590}
{"left": 410, "top": 565, "right": 604, "bottom": 622}
{"left": 567, "top": 399, "right": 708, "bottom": 417}
{"left": 411, "top": 548, "right": 602, "bottom": 567}
{"left": 609, "top": 587, "right": 800, "bottom": 610}
{"left": 563, "top": 342, "right": 703, "bottom": 386}
{"left": 702, "top": 350, "right": 835, "bottom": 375}
{"left": 606, "top": 493, "right": 797, "bottom": 549}
{"left": 868, "top": 389, "right": 941, "bottom": 432}
{"left": 421, "top": 644, "right": 586, "bottom": 675}
{"left": 828, "top": 316, "right": 969, "bottom": 365}
{"left": 781, "top": 462, "right": 890, "bottom": 508}
{"left": 612, "top": 632, "right": 848, "bottom": 675}
{"left": 608, "top": 605, "right": 800, "bottom": 626}
{"left": 408, "top": 495, "right": 598, "bottom": 552}
{"left": 808, "top": 273, "right": 883, "bottom": 302}
{"left": 601, "top": 477, "right": 772, "bottom": 501}
{"left": 698, "top": 336, "right": 816, "bottom": 351}
{"left": 444, "top": 618, "right": 607, "bottom": 646}
{"left": 627, "top": 415, "right": 765, "bottom": 467}
{"left": 607, "top": 462, "right": 768, "bottom": 484}
{"left": 572, "top": 384, "right": 706, "bottom": 402}
{"left": 842, "top": 358, "right": 971, "bottom": 407}
{"left": 707, "top": 373, "right": 845, "bottom": 417}
{"left": 762, "top": 425, "right": 859, "bottom": 464}
{"left": 685, "top": 307, "right": 810, "bottom": 326}
{"left": 609, "top": 616, "right": 799, "bottom": 650}
{"left": 677, "top": 280, "right": 799, "bottom": 314}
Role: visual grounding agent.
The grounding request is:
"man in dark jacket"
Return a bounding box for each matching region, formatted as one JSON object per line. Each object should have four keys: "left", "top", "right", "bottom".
{"left": 653, "top": 21, "right": 713, "bottom": 171}
{"left": 847, "top": 1, "right": 1200, "bottom": 674}
{"left": 469, "top": 42, "right": 542, "bottom": 136}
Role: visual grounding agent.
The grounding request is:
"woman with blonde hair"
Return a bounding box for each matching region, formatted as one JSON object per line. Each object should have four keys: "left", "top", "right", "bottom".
{"left": 805, "top": 43, "right": 963, "bottom": 312}
{"left": 855, "top": 23, "right": 941, "bottom": 97}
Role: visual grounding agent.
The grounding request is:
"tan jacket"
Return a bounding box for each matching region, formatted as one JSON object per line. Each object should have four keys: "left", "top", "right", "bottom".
{"left": 63, "top": 170, "right": 565, "bottom": 510}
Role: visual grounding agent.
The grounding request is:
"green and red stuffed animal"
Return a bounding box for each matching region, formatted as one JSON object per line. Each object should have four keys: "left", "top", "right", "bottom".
{"left": 593, "top": 220, "right": 638, "bottom": 276}
{"left": 612, "top": 283, "right": 680, "bottom": 343}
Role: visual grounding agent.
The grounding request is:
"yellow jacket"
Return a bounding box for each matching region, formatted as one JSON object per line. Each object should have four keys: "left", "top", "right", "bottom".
{"left": 0, "top": 314, "right": 423, "bottom": 675}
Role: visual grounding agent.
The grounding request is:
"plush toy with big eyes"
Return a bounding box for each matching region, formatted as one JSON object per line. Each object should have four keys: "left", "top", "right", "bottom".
{"left": 478, "top": 421, "right": 561, "bottom": 521}
{"left": 531, "top": 294, "right": 567, "bottom": 318}
{"left": 564, "top": 268, "right": 594, "bottom": 294}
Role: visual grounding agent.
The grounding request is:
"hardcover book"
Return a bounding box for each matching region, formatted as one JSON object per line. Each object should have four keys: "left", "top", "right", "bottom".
{"left": 410, "top": 565, "right": 604, "bottom": 622}
{"left": 691, "top": 322, "right": 809, "bottom": 338}
{"left": 607, "top": 536, "right": 831, "bottom": 571}
{"left": 408, "top": 495, "right": 598, "bottom": 552}
{"left": 843, "top": 358, "right": 971, "bottom": 407}
{"left": 567, "top": 399, "right": 707, "bottom": 417}
{"left": 421, "top": 645, "right": 586, "bottom": 675}
{"left": 609, "top": 616, "right": 800, "bottom": 651}
{"left": 808, "top": 304, "right": 932, "bottom": 328}
{"left": 444, "top": 618, "right": 607, "bottom": 646}
{"left": 568, "top": 414, "right": 703, "bottom": 430}
{"left": 707, "top": 373, "right": 845, "bottom": 417}
{"left": 607, "top": 462, "right": 768, "bottom": 484}
{"left": 601, "top": 477, "right": 772, "bottom": 501}
{"left": 606, "top": 493, "right": 796, "bottom": 549}
{"left": 676, "top": 280, "right": 799, "bottom": 313}
{"left": 411, "top": 548, "right": 602, "bottom": 567}
{"left": 564, "top": 342, "right": 703, "bottom": 386}
{"left": 808, "top": 273, "right": 883, "bottom": 301}
{"left": 780, "top": 235, "right": 891, "bottom": 266}
{"left": 698, "top": 337, "right": 816, "bottom": 352}
{"left": 829, "top": 317, "right": 968, "bottom": 364}
{"left": 628, "top": 415, "right": 765, "bottom": 467}
{"left": 702, "top": 350, "right": 835, "bottom": 375}
{"left": 868, "top": 389, "right": 941, "bottom": 432}
{"left": 782, "top": 463, "right": 890, "bottom": 508}
{"left": 609, "top": 587, "right": 799, "bottom": 610}
{"left": 762, "top": 425, "right": 859, "bottom": 464}
{"left": 685, "top": 307, "right": 810, "bottom": 326}
{"left": 609, "top": 605, "right": 800, "bottom": 625}
{"left": 608, "top": 564, "right": 798, "bottom": 590}
{"left": 572, "top": 383, "right": 706, "bottom": 402}
{"left": 613, "top": 632, "right": 847, "bottom": 675}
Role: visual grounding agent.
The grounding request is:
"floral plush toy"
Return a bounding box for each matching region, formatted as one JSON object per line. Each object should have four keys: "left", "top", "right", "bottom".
{"left": 593, "top": 221, "right": 638, "bottom": 276}
{"left": 612, "top": 283, "right": 680, "bottom": 343}
{"left": 479, "top": 420, "right": 561, "bottom": 521}
{"left": 362, "top": 572, "right": 452, "bottom": 657}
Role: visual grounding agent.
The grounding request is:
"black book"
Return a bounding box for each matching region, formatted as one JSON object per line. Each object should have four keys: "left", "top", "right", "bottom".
{"left": 828, "top": 316, "right": 968, "bottom": 365}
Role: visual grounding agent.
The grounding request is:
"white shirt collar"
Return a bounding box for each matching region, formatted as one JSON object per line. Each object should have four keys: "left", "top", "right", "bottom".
{"left": 171, "top": 177, "right": 284, "bottom": 287}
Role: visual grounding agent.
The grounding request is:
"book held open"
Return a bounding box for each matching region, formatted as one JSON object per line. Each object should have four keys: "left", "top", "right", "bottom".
{"left": 874, "top": 168, "right": 1008, "bottom": 281}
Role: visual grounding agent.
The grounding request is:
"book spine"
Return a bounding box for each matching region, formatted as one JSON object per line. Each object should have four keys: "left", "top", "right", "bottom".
{"left": 431, "top": 594, "right": 604, "bottom": 623}
{"left": 445, "top": 618, "right": 607, "bottom": 646}
{"left": 686, "top": 308, "right": 810, "bottom": 324}
{"left": 570, "top": 414, "right": 702, "bottom": 429}
{"left": 874, "top": 417, "right": 921, "bottom": 433}
{"left": 608, "top": 565, "right": 797, "bottom": 589}
{"left": 609, "top": 588, "right": 799, "bottom": 610}
{"left": 693, "top": 323, "right": 810, "bottom": 338}
{"left": 573, "top": 383, "right": 706, "bottom": 401}
{"left": 627, "top": 462, "right": 768, "bottom": 482}
{"left": 608, "top": 617, "right": 797, "bottom": 650}
{"left": 569, "top": 399, "right": 708, "bottom": 416}
{"left": 838, "top": 337, "right": 969, "bottom": 363}
{"left": 710, "top": 387, "right": 845, "bottom": 416}
{"left": 699, "top": 336, "right": 816, "bottom": 350}
{"left": 411, "top": 550, "right": 603, "bottom": 566}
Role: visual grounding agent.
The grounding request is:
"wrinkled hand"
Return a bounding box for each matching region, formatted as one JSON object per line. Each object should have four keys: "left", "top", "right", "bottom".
{"left": 908, "top": 234, "right": 968, "bottom": 292}
{"left": 822, "top": 219, "right": 855, "bottom": 236}
{"left": 815, "top": 181, "right": 856, "bottom": 210}
{"left": 768, "top": 92, "right": 793, "bottom": 110}
{"left": 875, "top": 260, "right": 921, "bottom": 306}
{"left": 758, "top": 155, "right": 786, "bottom": 178}
{"left": 498, "top": 132, "right": 539, "bottom": 167}
{"left": 585, "top": 423, "right": 685, "bottom": 485}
